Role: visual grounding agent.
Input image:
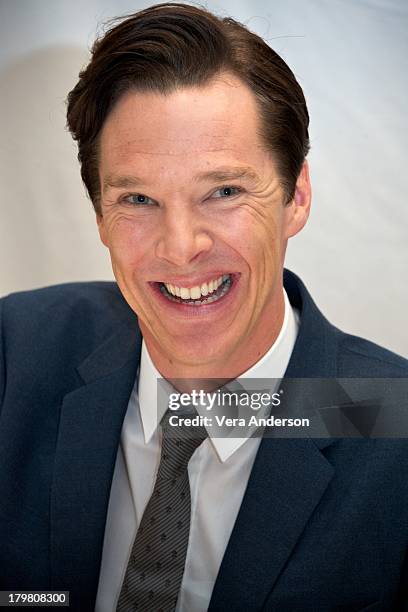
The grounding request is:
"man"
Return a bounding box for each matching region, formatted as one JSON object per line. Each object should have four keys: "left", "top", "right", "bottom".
{"left": 0, "top": 3, "right": 407, "bottom": 611}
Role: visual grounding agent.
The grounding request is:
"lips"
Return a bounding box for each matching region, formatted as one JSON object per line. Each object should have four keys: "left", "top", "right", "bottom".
{"left": 163, "top": 274, "right": 229, "bottom": 300}
{"left": 157, "top": 274, "right": 234, "bottom": 306}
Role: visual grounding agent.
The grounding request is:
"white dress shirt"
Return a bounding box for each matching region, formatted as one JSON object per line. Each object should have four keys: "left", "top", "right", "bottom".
{"left": 95, "top": 290, "right": 298, "bottom": 612}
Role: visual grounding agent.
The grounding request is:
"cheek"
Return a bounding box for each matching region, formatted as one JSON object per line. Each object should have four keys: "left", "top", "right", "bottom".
{"left": 105, "top": 215, "right": 154, "bottom": 266}
{"left": 222, "top": 205, "right": 282, "bottom": 265}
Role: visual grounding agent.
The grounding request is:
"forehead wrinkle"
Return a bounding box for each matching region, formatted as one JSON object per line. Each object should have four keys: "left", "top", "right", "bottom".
{"left": 103, "top": 125, "right": 258, "bottom": 158}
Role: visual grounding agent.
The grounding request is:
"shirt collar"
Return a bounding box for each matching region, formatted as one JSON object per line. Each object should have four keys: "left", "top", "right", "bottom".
{"left": 137, "top": 288, "right": 298, "bottom": 461}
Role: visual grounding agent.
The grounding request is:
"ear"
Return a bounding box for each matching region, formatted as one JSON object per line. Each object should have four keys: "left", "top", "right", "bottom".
{"left": 96, "top": 213, "right": 109, "bottom": 247}
{"left": 284, "top": 160, "right": 312, "bottom": 239}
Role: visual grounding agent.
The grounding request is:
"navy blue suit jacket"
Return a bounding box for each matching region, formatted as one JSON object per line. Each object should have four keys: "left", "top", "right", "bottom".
{"left": 0, "top": 270, "right": 407, "bottom": 611}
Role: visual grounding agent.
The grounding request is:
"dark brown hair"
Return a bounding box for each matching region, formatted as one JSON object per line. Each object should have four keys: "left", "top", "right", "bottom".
{"left": 66, "top": 2, "right": 310, "bottom": 214}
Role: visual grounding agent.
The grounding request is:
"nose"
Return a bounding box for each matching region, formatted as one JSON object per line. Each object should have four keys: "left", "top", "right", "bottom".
{"left": 155, "top": 206, "right": 213, "bottom": 266}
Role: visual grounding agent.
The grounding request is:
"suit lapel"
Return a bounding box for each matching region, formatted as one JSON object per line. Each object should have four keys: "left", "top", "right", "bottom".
{"left": 209, "top": 270, "right": 339, "bottom": 610}
{"left": 209, "top": 437, "right": 334, "bottom": 610}
{"left": 49, "top": 323, "right": 141, "bottom": 606}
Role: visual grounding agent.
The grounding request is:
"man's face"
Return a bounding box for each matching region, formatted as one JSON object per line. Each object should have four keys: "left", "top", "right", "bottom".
{"left": 97, "top": 73, "right": 310, "bottom": 376}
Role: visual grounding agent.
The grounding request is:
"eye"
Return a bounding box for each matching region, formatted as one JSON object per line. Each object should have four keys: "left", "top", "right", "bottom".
{"left": 211, "top": 186, "right": 242, "bottom": 199}
{"left": 122, "top": 193, "right": 156, "bottom": 206}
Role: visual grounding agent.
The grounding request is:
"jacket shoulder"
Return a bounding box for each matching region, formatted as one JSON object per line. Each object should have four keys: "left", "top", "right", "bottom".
{"left": 1, "top": 280, "right": 135, "bottom": 332}
{"left": 2, "top": 280, "right": 127, "bottom": 310}
{"left": 337, "top": 331, "right": 408, "bottom": 376}
{"left": 0, "top": 282, "right": 138, "bottom": 405}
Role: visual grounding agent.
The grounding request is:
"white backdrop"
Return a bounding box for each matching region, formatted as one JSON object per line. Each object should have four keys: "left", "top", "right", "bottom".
{"left": 0, "top": 0, "right": 407, "bottom": 356}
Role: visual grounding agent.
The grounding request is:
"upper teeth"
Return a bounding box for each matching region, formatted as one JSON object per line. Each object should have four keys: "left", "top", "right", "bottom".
{"left": 164, "top": 275, "right": 229, "bottom": 300}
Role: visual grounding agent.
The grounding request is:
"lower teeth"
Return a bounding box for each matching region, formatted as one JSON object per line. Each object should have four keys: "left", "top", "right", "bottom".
{"left": 160, "top": 276, "right": 232, "bottom": 305}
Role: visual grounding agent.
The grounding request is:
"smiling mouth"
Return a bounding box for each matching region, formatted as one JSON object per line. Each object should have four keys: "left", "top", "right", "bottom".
{"left": 159, "top": 274, "right": 233, "bottom": 306}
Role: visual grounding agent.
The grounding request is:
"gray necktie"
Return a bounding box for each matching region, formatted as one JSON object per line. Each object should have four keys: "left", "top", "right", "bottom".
{"left": 116, "top": 408, "right": 208, "bottom": 611}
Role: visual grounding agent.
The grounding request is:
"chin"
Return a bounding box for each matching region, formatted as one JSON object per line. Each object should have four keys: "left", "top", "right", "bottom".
{"left": 177, "top": 336, "right": 226, "bottom": 362}
{"left": 166, "top": 333, "right": 234, "bottom": 369}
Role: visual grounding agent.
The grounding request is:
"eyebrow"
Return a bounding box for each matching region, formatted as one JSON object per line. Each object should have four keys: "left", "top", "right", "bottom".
{"left": 193, "top": 166, "right": 261, "bottom": 184}
{"left": 103, "top": 166, "right": 260, "bottom": 193}
{"left": 103, "top": 174, "right": 145, "bottom": 192}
